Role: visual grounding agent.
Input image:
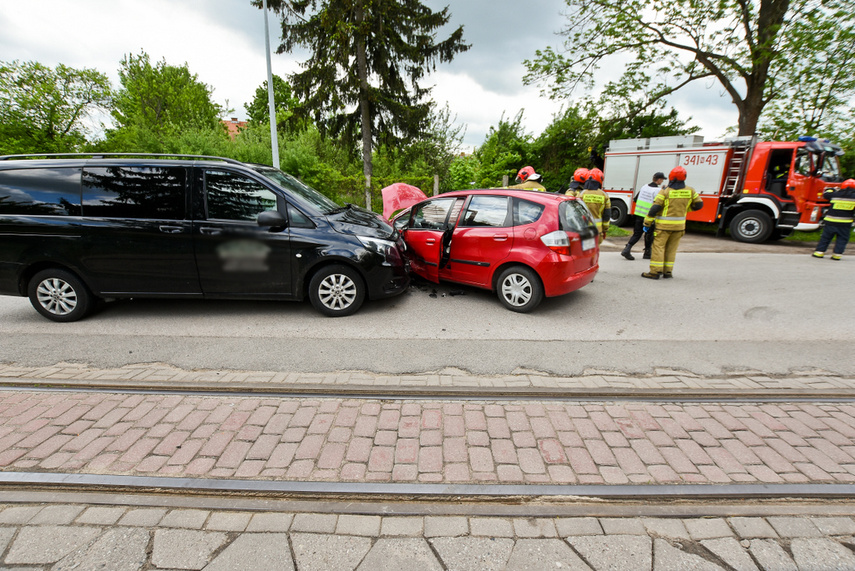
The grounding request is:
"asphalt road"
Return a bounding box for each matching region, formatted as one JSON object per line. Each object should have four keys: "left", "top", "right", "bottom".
{"left": 1, "top": 234, "right": 850, "bottom": 377}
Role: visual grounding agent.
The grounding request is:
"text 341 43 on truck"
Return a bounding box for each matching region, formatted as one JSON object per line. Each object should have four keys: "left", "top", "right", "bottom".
{"left": 603, "top": 135, "right": 845, "bottom": 242}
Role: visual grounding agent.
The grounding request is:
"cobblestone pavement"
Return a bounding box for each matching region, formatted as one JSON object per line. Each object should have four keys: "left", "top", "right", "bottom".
{"left": 2, "top": 365, "right": 855, "bottom": 569}
{"left": 2, "top": 503, "right": 855, "bottom": 570}
{"left": 2, "top": 389, "right": 855, "bottom": 485}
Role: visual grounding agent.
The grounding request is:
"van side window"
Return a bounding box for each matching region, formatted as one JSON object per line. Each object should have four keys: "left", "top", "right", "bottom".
{"left": 82, "top": 166, "right": 185, "bottom": 219}
{"left": 287, "top": 203, "right": 314, "bottom": 228}
{"left": 0, "top": 168, "right": 82, "bottom": 216}
{"left": 205, "top": 170, "right": 279, "bottom": 222}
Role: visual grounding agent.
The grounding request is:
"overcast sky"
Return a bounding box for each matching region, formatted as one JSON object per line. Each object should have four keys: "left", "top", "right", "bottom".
{"left": 0, "top": 0, "right": 738, "bottom": 149}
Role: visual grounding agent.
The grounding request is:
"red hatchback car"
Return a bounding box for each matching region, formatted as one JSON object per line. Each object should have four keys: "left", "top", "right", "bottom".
{"left": 382, "top": 186, "right": 599, "bottom": 312}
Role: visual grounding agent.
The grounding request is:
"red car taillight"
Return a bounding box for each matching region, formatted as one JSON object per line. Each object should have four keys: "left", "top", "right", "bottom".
{"left": 540, "top": 230, "right": 571, "bottom": 255}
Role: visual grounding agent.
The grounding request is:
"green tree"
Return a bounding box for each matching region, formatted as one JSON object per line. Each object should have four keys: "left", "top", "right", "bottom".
{"left": 106, "top": 51, "right": 226, "bottom": 152}
{"left": 372, "top": 104, "right": 466, "bottom": 193}
{"left": 447, "top": 153, "right": 480, "bottom": 191}
{"left": 530, "top": 105, "right": 597, "bottom": 191}
{"left": 261, "top": 0, "right": 469, "bottom": 210}
{"left": 758, "top": 20, "right": 855, "bottom": 142}
{"left": 0, "top": 60, "right": 111, "bottom": 154}
{"left": 244, "top": 74, "right": 301, "bottom": 132}
{"left": 528, "top": 102, "right": 696, "bottom": 191}
{"left": 473, "top": 111, "right": 533, "bottom": 189}
{"left": 524, "top": 0, "right": 855, "bottom": 137}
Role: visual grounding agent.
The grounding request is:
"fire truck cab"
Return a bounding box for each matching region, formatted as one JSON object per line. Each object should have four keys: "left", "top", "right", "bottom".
{"left": 603, "top": 135, "right": 845, "bottom": 242}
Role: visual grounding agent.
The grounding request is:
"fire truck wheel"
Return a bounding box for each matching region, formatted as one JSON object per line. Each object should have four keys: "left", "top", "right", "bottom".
{"left": 609, "top": 201, "right": 629, "bottom": 226}
{"left": 729, "top": 210, "right": 773, "bottom": 243}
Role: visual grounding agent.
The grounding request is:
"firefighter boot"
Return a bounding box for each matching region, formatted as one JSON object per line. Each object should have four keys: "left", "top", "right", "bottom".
{"left": 662, "top": 273, "right": 673, "bottom": 278}
{"left": 832, "top": 254, "right": 842, "bottom": 260}
{"left": 621, "top": 245, "right": 635, "bottom": 260}
{"left": 812, "top": 251, "right": 825, "bottom": 259}
{"left": 641, "top": 272, "right": 660, "bottom": 280}
{"left": 642, "top": 250, "right": 651, "bottom": 259}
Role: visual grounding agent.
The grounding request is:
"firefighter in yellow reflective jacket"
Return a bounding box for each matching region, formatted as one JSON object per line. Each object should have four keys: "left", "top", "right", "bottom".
{"left": 509, "top": 166, "right": 546, "bottom": 191}
{"left": 812, "top": 178, "right": 855, "bottom": 260}
{"left": 578, "top": 168, "right": 610, "bottom": 243}
{"left": 564, "top": 168, "right": 589, "bottom": 197}
{"left": 641, "top": 166, "right": 704, "bottom": 279}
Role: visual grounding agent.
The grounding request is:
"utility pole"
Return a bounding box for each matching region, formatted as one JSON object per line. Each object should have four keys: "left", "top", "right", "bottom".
{"left": 263, "top": 0, "right": 280, "bottom": 168}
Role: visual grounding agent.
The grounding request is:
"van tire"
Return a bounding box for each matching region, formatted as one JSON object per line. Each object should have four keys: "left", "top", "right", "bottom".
{"left": 308, "top": 264, "right": 365, "bottom": 317}
{"left": 28, "top": 269, "right": 93, "bottom": 322}
{"left": 730, "top": 210, "right": 773, "bottom": 243}
{"left": 497, "top": 266, "right": 543, "bottom": 313}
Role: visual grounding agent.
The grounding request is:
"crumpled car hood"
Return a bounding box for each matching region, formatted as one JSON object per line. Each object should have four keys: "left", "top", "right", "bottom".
{"left": 381, "top": 183, "right": 428, "bottom": 220}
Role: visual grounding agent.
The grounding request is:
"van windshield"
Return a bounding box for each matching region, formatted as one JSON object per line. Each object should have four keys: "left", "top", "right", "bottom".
{"left": 251, "top": 166, "right": 340, "bottom": 214}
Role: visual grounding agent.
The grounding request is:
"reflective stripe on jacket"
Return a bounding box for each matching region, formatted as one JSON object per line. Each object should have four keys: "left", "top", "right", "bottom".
{"left": 579, "top": 189, "right": 611, "bottom": 229}
{"left": 644, "top": 185, "right": 701, "bottom": 231}
{"left": 633, "top": 183, "right": 660, "bottom": 218}
{"left": 823, "top": 186, "right": 855, "bottom": 225}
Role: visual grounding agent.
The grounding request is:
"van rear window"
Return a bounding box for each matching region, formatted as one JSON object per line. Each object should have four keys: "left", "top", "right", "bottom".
{"left": 0, "top": 168, "right": 82, "bottom": 215}
{"left": 82, "top": 166, "right": 185, "bottom": 219}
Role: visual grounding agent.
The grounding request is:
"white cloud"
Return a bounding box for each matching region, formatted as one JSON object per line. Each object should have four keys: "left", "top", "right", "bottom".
{"left": 429, "top": 70, "right": 565, "bottom": 149}
{"left": 0, "top": 0, "right": 741, "bottom": 148}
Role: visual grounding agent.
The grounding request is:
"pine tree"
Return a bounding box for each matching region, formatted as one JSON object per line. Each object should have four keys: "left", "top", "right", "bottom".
{"left": 262, "top": 0, "right": 469, "bottom": 209}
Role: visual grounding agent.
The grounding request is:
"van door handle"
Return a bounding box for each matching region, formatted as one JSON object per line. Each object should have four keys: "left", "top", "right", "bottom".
{"left": 159, "top": 225, "right": 183, "bottom": 234}
{"left": 200, "top": 227, "right": 222, "bottom": 236}
{"left": 493, "top": 233, "right": 509, "bottom": 241}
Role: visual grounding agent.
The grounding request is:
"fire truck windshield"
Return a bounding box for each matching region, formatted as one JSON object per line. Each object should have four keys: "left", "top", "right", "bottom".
{"left": 819, "top": 155, "right": 843, "bottom": 182}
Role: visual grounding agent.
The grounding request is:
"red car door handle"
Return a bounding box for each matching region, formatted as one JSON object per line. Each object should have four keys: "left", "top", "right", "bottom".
{"left": 425, "top": 238, "right": 436, "bottom": 245}
{"left": 493, "top": 234, "right": 509, "bottom": 241}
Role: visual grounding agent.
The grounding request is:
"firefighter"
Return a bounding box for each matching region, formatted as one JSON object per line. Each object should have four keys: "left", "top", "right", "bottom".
{"left": 564, "top": 168, "right": 589, "bottom": 197}
{"left": 578, "top": 168, "right": 610, "bottom": 243}
{"left": 509, "top": 166, "right": 546, "bottom": 191}
{"left": 812, "top": 178, "right": 855, "bottom": 260}
{"left": 642, "top": 166, "right": 704, "bottom": 279}
{"left": 621, "top": 171, "right": 665, "bottom": 260}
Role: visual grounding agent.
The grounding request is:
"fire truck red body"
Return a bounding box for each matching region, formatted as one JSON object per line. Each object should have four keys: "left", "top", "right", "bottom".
{"left": 603, "top": 136, "right": 845, "bottom": 242}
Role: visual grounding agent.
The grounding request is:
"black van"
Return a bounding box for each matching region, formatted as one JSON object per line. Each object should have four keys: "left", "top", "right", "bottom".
{"left": 0, "top": 154, "right": 409, "bottom": 321}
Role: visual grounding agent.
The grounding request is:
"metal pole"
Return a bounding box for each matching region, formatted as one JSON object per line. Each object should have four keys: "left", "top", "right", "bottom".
{"left": 263, "top": 0, "right": 280, "bottom": 168}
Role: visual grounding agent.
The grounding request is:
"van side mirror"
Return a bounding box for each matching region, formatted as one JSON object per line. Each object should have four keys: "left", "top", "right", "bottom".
{"left": 257, "top": 210, "right": 287, "bottom": 228}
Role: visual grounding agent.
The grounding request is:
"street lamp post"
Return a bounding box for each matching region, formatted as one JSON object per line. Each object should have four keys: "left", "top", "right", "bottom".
{"left": 263, "top": 0, "right": 280, "bottom": 169}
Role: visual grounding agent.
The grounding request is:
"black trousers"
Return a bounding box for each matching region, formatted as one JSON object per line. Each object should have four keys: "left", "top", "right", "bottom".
{"left": 625, "top": 215, "right": 653, "bottom": 253}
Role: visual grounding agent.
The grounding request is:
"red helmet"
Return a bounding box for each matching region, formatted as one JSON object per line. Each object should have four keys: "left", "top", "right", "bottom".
{"left": 588, "top": 168, "right": 604, "bottom": 183}
{"left": 842, "top": 179, "right": 855, "bottom": 189}
{"left": 670, "top": 166, "right": 687, "bottom": 181}
{"left": 516, "top": 166, "right": 535, "bottom": 182}
{"left": 573, "top": 168, "right": 589, "bottom": 183}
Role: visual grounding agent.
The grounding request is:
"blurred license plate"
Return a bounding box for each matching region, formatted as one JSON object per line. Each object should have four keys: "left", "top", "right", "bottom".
{"left": 582, "top": 237, "right": 596, "bottom": 251}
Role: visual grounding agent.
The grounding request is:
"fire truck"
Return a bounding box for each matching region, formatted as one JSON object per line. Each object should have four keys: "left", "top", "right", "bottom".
{"left": 603, "top": 135, "right": 845, "bottom": 242}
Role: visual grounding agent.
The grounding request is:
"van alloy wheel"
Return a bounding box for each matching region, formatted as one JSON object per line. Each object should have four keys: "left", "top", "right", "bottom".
{"left": 28, "top": 269, "right": 93, "bottom": 322}
{"left": 37, "top": 277, "right": 78, "bottom": 316}
{"left": 308, "top": 264, "right": 366, "bottom": 317}
{"left": 317, "top": 273, "right": 358, "bottom": 310}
